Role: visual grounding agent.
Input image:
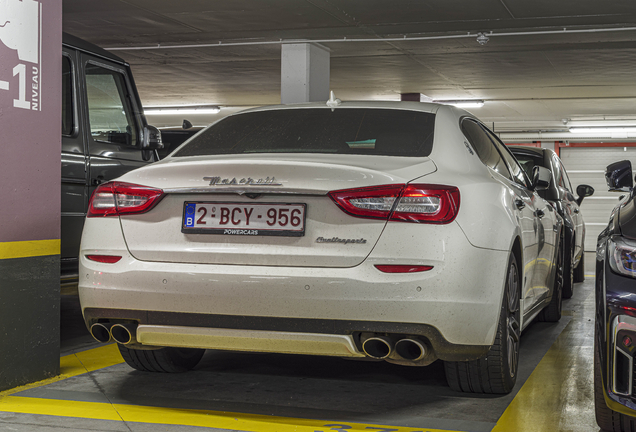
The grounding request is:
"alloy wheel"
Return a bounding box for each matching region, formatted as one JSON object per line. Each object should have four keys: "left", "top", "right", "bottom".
{"left": 506, "top": 262, "right": 521, "bottom": 378}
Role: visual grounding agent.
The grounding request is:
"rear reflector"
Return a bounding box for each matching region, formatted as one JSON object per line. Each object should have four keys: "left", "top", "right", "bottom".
{"left": 329, "top": 184, "right": 460, "bottom": 224}
{"left": 375, "top": 265, "right": 434, "bottom": 273}
{"left": 87, "top": 182, "right": 164, "bottom": 217}
{"left": 86, "top": 255, "right": 122, "bottom": 264}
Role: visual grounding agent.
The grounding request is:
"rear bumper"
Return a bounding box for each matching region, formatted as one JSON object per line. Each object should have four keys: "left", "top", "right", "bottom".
{"left": 82, "top": 308, "right": 490, "bottom": 361}
{"left": 79, "top": 217, "right": 510, "bottom": 361}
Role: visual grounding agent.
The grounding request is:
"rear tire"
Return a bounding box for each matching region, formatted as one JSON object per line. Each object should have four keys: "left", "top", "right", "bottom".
{"left": 444, "top": 252, "right": 520, "bottom": 394}
{"left": 594, "top": 338, "right": 636, "bottom": 431}
{"left": 573, "top": 242, "right": 586, "bottom": 283}
{"left": 538, "top": 237, "right": 563, "bottom": 322}
{"left": 118, "top": 345, "right": 205, "bottom": 373}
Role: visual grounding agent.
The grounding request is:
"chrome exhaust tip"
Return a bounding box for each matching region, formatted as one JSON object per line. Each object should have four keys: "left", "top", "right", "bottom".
{"left": 362, "top": 336, "right": 393, "bottom": 359}
{"left": 395, "top": 338, "right": 426, "bottom": 361}
{"left": 110, "top": 323, "right": 137, "bottom": 345}
{"left": 89, "top": 323, "right": 113, "bottom": 343}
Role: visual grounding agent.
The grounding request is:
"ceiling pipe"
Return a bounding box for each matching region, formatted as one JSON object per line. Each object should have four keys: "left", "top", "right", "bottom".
{"left": 105, "top": 26, "right": 636, "bottom": 51}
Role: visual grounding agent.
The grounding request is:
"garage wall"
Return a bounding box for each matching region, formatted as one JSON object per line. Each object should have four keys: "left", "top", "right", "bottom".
{"left": 0, "top": 0, "right": 62, "bottom": 390}
{"left": 559, "top": 146, "right": 636, "bottom": 251}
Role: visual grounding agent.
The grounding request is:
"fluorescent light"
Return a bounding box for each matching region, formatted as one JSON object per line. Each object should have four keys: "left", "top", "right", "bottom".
{"left": 570, "top": 127, "right": 636, "bottom": 134}
{"left": 145, "top": 106, "right": 221, "bottom": 115}
{"left": 434, "top": 100, "right": 485, "bottom": 108}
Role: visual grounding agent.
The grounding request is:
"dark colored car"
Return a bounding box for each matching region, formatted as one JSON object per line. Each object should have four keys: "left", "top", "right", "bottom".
{"left": 509, "top": 146, "right": 594, "bottom": 298}
{"left": 61, "top": 33, "right": 162, "bottom": 285}
{"left": 595, "top": 160, "right": 636, "bottom": 431}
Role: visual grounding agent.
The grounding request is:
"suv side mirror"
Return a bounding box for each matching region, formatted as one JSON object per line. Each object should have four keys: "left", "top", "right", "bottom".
{"left": 532, "top": 166, "right": 551, "bottom": 190}
{"left": 575, "top": 184, "right": 594, "bottom": 205}
{"left": 605, "top": 160, "right": 633, "bottom": 192}
{"left": 142, "top": 125, "right": 164, "bottom": 150}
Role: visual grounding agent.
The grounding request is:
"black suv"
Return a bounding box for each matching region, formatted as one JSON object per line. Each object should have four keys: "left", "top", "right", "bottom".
{"left": 61, "top": 34, "right": 162, "bottom": 284}
{"left": 509, "top": 146, "right": 594, "bottom": 298}
{"left": 595, "top": 160, "right": 636, "bottom": 431}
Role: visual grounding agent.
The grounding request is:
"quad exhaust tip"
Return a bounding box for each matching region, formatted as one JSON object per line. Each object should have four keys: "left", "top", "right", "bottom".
{"left": 110, "top": 323, "right": 137, "bottom": 345}
{"left": 362, "top": 336, "right": 393, "bottom": 359}
{"left": 89, "top": 323, "right": 112, "bottom": 343}
{"left": 395, "top": 338, "right": 426, "bottom": 361}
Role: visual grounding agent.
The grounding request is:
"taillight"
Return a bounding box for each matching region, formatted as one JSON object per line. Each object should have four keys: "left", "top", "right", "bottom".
{"left": 375, "top": 265, "right": 434, "bottom": 273}
{"left": 87, "top": 182, "right": 165, "bottom": 217}
{"left": 328, "top": 184, "right": 460, "bottom": 224}
{"left": 86, "top": 255, "right": 122, "bottom": 263}
{"left": 328, "top": 184, "right": 404, "bottom": 220}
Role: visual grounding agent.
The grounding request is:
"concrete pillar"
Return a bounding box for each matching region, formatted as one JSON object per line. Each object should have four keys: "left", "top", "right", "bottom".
{"left": 281, "top": 43, "right": 330, "bottom": 104}
{"left": 0, "top": 0, "right": 62, "bottom": 390}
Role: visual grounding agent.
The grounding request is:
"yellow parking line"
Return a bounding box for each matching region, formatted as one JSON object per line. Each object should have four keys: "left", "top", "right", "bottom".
{"left": 0, "top": 395, "right": 460, "bottom": 432}
{"left": 0, "top": 344, "right": 461, "bottom": 432}
{"left": 0, "top": 344, "right": 124, "bottom": 397}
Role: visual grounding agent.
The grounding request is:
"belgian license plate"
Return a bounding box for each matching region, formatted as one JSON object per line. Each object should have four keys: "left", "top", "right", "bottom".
{"left": 182, "top": 202, "right": 306, "bottom": 237}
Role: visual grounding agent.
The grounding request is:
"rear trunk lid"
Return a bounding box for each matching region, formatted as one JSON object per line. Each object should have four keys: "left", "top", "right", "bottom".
{"left": 117, "top": 154, "right": 436, "bottom": 267}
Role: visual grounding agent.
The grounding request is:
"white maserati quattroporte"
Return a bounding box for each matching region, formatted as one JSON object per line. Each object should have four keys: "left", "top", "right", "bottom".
{"left": 79, "top": 101, "right": 564, "bottom": 394}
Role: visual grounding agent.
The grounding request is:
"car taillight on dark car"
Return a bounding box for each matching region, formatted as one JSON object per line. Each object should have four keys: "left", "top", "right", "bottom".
{"left": 87, "top": 182, "right": 165, "bottom": 217}
{"left": 328, "top": 184, "right": 460, "bottom": 224}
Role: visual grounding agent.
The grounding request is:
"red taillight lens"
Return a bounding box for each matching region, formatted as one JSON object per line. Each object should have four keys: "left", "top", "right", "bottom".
{"left": 87, "top": 182, "right": 165, "bottom": 217}
{"left": 328, "top": 184, "right": 404, "bottom": 220}
{"left": 86, "top": 255, "right": 122, "bottom": 263}
{"left": 328, "top": 184, "right": 460, "bottom": 224}
{"left": 391, "top": 184, "right": 460, "bottom": 224}
{"left": 375, "top": 265, "right": 434, "bottom": 273}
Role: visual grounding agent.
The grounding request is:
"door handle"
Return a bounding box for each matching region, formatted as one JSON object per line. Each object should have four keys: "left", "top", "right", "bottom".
{"left": 536, "top": 209, "right": 545, "bottom": 218}
{"left": 573, "top": 208, "right": 580, "bottom": 214}
{"left": 515, "top": 199, "right": 525, "bottom": 210}
{"left": 92, "top": 176, "right": 104, "bottom": 186}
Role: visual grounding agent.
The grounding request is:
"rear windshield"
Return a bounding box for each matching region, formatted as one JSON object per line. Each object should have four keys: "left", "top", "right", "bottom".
{"left": 173, "top": 108, "right": 435, "bottom": 157}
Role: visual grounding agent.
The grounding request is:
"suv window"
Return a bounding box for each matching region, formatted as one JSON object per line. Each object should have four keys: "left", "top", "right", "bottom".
{"left": 557, "top": 158, "right": 573, "bottom": 193}
{"left": 62, "top": 56, "right": 73, "bottom": 136}
{"left": 461, "top": 118, "right": 511, "bottom": 180}
{"left": 175, "top": 108, "right": 435, "bottom": 157}
{"left": 85, "top": 63, "right": 137, "bottom": 146}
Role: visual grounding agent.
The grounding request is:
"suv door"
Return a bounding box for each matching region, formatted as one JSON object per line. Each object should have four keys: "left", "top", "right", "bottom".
{"left": 61, "top": 48, "right": 87, "bottom": 281}
{"left": 79, "top": 53, "right": 150, "bottom": 197}
{"left": 461, "top": 118, "right": 539, "bottom": 314}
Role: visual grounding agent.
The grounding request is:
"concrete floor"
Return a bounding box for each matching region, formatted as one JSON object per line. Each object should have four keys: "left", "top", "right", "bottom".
{"left": 0, "top": 253, "right": 600, "bottom": 432}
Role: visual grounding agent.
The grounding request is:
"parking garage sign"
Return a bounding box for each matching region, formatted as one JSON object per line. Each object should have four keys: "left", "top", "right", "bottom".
{"left": 0, "top": 0, "right": 42, "bottom": 111}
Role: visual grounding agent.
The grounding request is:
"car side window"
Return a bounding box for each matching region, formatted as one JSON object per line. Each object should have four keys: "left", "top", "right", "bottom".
{"left": 557, "top": 159, "right": 574, "bottom": 193}
{"left": 62, "top": 56, "right": 74, "bottom": 136}
{"left": 461, "top": 118, "right": 512, "bottom": 180}
{"left": 85, "top": 63, "right": 138, "bottom": 147}
{"left": 483, "top": 127, "right": 530, "bottom": 188}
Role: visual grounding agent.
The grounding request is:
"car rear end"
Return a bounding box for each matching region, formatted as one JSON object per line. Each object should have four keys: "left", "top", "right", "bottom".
{"left": 79, "top": 103, "right": 510, "bottom": 366}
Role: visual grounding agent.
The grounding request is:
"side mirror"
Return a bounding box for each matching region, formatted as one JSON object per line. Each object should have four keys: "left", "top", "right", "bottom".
{"left": 575, "top": 184, "right": 595, "bottom": 205}
{"left": 532, "top": 166, "right": 551, "bottom": 190}
{"left": 142, "top": 125, "right": 164, "bottom": 150}
{"left": 605, "top": 160, "right": 633, "bottom": 192}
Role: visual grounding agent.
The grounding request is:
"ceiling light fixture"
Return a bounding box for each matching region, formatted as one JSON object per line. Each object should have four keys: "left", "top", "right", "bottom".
{"left": 434, "top": 100, "right": 485, "bottom": 108}
{"left": 476, "top": 32, "right": 490, "bottom": 45}
{"left": 145, "top": 106, "right": 221, "bottom": 115}
{"left": 569, "top": 127, "right": 636, "bottom": 134}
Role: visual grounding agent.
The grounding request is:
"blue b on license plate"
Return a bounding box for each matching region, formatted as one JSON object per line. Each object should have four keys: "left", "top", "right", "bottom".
{"left": 182, "top": 202, "right": 306, "bottom": 237}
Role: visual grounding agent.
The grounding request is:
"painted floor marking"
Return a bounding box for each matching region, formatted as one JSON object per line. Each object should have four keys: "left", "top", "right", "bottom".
{"left": 0, "top": 344, "right": 462, "bottom": 432}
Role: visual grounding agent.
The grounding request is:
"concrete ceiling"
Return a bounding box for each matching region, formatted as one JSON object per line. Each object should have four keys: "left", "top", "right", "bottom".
{"left": 63, "top": 0, "right": 636, "bottom": 136}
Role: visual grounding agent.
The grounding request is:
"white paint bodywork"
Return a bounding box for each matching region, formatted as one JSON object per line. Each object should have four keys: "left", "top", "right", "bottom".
{"left": 78, "top": 101, "right": 560, "bottom": 360}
